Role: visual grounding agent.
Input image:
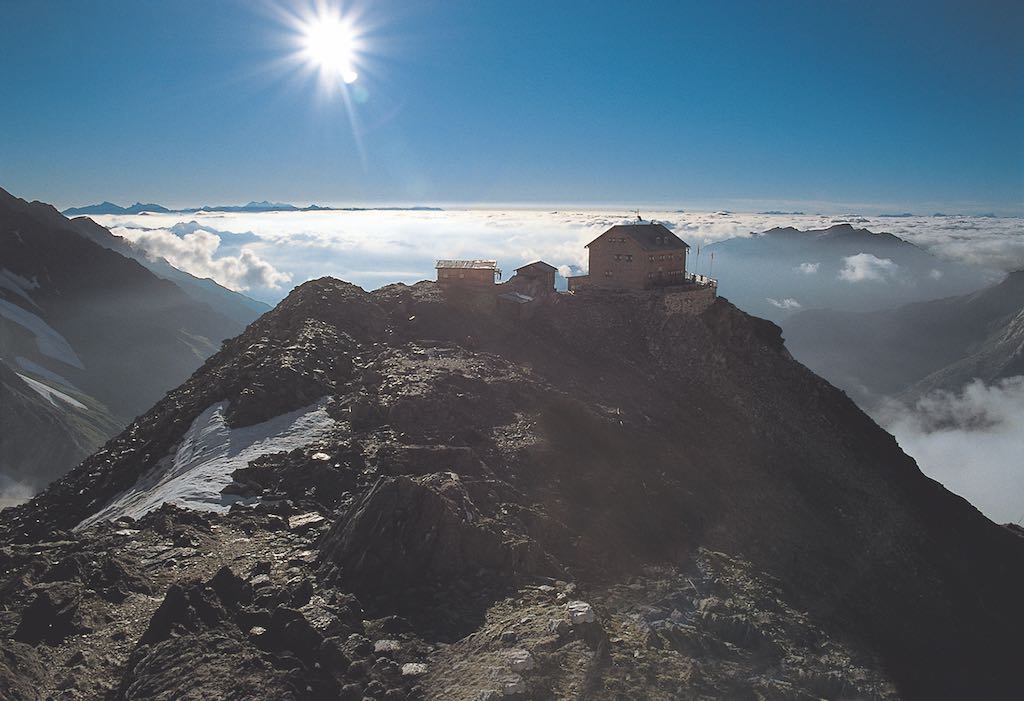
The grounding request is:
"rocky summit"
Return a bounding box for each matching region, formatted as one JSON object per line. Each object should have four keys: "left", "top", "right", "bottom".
{"left": 2, "top": 278, "right": 1023, "bottom": 700}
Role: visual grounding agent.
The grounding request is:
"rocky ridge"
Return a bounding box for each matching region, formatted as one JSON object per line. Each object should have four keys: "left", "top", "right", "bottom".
{"left": 2, "top": 278, "right": 1023, "bottom": 699}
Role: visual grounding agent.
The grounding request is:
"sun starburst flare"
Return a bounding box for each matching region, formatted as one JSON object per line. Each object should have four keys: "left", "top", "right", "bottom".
{"left": 274, "top": 1, "right": 369, "bottom": 96}
{"left": 300, "top": 11, "right": 359, "bottom": 84}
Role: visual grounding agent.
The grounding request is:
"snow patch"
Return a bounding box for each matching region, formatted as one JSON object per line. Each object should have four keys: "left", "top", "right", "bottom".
{"left": 0, "top": 269, "right": 40, "bottom": 307}
{"left": 78, "top": 399, "right": 337, "bottom": 529}
{"left": 16, "top": 373, "right": 87, "bottom": 410}
{"left": 0, "top": 298, "right": 85, "bottom": 369}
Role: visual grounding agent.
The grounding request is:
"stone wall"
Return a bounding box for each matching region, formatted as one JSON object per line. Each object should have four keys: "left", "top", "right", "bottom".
{"left": 567, "top": 275, "right": 590, "bottom": 292}
{"left": 661, "top": 284, "right": 717, "bottom": 315}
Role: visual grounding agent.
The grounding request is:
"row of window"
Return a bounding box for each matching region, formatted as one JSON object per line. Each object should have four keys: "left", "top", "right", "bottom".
{"left": 603, "top": 268, "right": 686, "bottom": 278}
{"left": 610, "top": 253, "right": 684, "bottom": 263}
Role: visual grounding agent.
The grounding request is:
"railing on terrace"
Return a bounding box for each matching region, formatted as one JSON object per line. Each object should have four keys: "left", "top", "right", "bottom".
{"left": 648, "top": 273, "right": 718, "bottom": 289}
{"left": 687, "top": 273, "right": 718, "bottom": 287}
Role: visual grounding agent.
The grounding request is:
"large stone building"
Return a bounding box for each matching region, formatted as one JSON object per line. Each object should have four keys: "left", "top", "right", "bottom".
{"left": 435, "top": 260, "right": 501, "bottom": 290}
{"left": 569, "top": 221, "right": 691, "bottom": 291}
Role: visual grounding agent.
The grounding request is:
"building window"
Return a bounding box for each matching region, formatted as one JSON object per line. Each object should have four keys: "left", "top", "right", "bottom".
{"left": 646, "top": 272, "right": 653, "bottom": 278}
{"left": 614, "top": 254, "right": 621, "bottom": 261}
{"left": 625, "top": 255, "right": 632, "bottom": 261}
{"left": 649, "top": 255, "right": 655, "bottom": 262}
{"left": 604, "top": 270, "right": 613, "bottom": 277}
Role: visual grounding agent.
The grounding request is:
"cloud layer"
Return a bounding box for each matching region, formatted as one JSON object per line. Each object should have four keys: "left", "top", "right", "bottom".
{"left": 838, "top": 253, "right": 899, "bottom": 282}
{"left": 114, "top": 226, "right": 292, "bottom": 292}
{"left": 767, "top": 297, "right": 802, "bottom": 310}
{"left": 90, "top": 209, "right": 1022, "bottom": 303}
{"left": 876, "top": 377, "right": 1024, "bottom": 524}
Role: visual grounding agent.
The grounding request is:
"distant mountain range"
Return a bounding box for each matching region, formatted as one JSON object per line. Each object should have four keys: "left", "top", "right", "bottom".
{"left": 0, "top": 187, "right": 269, "bottom": 496}
{"left": 784, "top": 270, "right": 1024, "bottom": 406}
{"left": 702, "top": 223, "right": 993, "bottom": 323}
{"left": 62, "top": 201, "right": 445, "bottom": 215}
{"left": 62, "top": 201, "right": 171, "bottom": 216}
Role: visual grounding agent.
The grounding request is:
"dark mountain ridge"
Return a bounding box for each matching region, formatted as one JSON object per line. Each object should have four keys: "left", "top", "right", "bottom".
{"left": 703, "top": 223, "right": 993, "bottom": 323}
{"left": 2, "top": 279, "right": 1022, "bottom": 699}
{"left": 0, "top": 187, "right": 263, "bottom": 492}
{"left": 69, "top": 216, "right": 270, "bottom": 327}
{"left": 784, "top": 269, "right": 1024, "bottom": 404}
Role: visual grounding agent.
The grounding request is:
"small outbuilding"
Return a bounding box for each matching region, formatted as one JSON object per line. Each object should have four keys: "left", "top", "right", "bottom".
{"left": 508, "top": 260, "right": 557, "bottom": 294}
{"left": 436, "top": 260, "right": 501, "bottom": 290}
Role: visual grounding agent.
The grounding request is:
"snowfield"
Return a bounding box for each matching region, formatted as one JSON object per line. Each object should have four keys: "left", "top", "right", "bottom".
{"left": 16, "top": 372, "right": 87, "bottom": 410}
{"left": 78, "top": 399, "right": 338, "bottom": 529}
{"left": 0, "top": 297, "right": 85, "bottom": 369}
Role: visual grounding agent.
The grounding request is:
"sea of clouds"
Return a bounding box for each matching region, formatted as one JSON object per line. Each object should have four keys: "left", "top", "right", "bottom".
{"left": 88, "top": 207, "right": 1024, "bottom": 524}
{"left": 91, "top": 209, "right": 1024, "bottom": 304}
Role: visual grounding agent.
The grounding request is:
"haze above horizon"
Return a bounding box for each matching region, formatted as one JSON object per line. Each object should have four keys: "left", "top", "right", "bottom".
{"left": 0, "top": 0, "right": 1020, "bottom": 215}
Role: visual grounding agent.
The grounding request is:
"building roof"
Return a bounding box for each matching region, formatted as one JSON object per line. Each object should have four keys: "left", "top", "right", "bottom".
{"left": 515, "top": 260, "right": 557, "bottom": 273}
{"left": 586, "top": 222, "right": 690, "bottom": 251}
{"left": 435, "top": 259, "right": 498, "bottom": 270}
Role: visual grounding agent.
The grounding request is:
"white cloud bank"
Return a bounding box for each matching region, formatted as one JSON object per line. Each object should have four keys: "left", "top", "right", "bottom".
{"left": 877, "top": 377, "right": 1024, "bottom": 524}
{"left": 89, "top": 209, "right": 1022, "bottom": 303}
{"left": 838, "top": 253, "right": 899, "bottom": 282}
{"left": 766, "top": 297, "right": 802, "bottom": 310}
{"left": 796, "top": 262, "right": 820, "bottom": 274}
{"left": 113, "top": 227, "right": 292, "bottom": 292}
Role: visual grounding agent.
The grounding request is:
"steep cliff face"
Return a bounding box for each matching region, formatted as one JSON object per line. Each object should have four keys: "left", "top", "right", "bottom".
{"left": 0, "top": 187, "right": 262, "bottom": 495}
{"left": 2, "top": 279, "right": 1022, "bottom": 700}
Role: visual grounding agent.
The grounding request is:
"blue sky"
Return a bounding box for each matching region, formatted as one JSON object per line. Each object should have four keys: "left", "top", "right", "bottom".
{"left": 0, "top": 0, "right": 1020, "bottom": 214}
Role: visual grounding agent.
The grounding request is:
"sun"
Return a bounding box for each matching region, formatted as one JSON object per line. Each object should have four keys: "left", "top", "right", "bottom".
{"left": 297, "top": 8, "right": 361, "bottom": 85}
{"left": 272, "top": 0, "right": 375, "bottom": 109}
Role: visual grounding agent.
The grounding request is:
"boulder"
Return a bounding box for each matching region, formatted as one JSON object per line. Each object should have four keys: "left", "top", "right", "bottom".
{"left": 138, "top": 581, "right": 227, "bottom": 646}
{"left": 566, "top": 600, "right": 595, "bottom": 625}
{"left": 0, "top": 640, "right": 46, "bottom": 701}
{"left": 318, "top": 473, "right": 550, "bottom": 598}
{"left": 14, "top": 581, "right": 91, "bottom": 644}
